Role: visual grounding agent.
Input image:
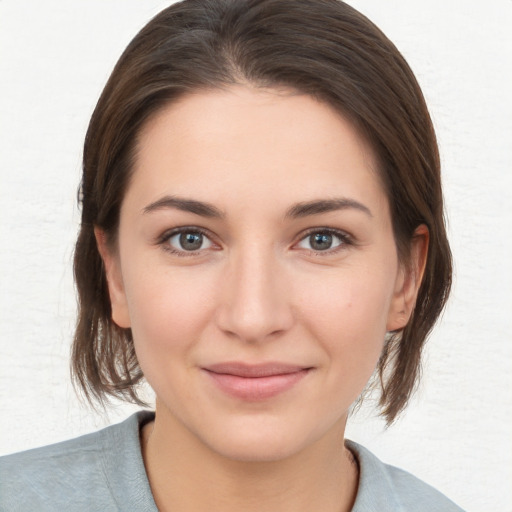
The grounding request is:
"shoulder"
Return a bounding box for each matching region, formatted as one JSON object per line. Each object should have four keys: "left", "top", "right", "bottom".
{"left": 346, "top": 440, "right": 465, "bottom": 512}
{"left": 0, "top": 411, "right": 156, "bottom": 512}
{"left": 0, "top": 424, "right": 112, "bottom": 511}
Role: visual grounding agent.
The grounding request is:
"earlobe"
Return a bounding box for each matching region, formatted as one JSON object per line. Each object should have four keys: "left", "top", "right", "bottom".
{"left": 386, "top": 224, "right": 429, "bottom": 332}
{"left": 94, "top": 227, "right": 131, "bottom": 328}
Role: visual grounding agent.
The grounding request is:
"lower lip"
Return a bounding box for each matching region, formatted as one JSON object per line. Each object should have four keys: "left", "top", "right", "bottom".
{"left": 204, "top": 369, "right": 310, "bottom": 401}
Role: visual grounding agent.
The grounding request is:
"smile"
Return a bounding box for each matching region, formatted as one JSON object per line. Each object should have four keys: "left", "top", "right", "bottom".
{"left": 202, "top": 362, "right": 312, "bottom": 401}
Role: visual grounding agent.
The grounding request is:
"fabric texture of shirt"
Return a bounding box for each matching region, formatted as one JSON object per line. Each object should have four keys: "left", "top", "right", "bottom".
{"left": 0, "top": 411, "right": 464, "bottom": 511}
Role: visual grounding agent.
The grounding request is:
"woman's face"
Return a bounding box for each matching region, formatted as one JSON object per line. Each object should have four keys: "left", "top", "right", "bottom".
{"left": 101, "top": 86, "right": 422, "bottom": 461}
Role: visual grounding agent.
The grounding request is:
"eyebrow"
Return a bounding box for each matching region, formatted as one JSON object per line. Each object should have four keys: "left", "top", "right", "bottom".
{"left": 285, "top": 198, "right": 372, "bottom": 219}
{"left": 142, "top": 196, "right": 225, "bottom": 218}
{"left": 142, "top": 195, "right": 372, "bottom": 219}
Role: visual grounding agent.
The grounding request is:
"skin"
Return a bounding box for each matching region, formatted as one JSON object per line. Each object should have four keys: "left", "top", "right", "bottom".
{"left": 96, "top": 86, "right": 428, "bottom": 512}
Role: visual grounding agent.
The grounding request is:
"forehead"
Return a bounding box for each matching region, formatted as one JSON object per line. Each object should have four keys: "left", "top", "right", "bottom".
{"left": 127, "top": 86, "right": 387, "bottom": 216}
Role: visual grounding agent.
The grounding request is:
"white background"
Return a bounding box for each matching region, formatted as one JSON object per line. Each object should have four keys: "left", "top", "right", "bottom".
{"left": 1, "top": 1, "right": 511, "bottom": 511}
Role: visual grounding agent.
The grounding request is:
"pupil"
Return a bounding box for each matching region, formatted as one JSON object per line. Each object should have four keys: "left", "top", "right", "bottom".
{"left": 311, "top": 233, "right": 332, "bottom": 250}
{"left": 180, "top": 232, "right": 202, "bottom": 250}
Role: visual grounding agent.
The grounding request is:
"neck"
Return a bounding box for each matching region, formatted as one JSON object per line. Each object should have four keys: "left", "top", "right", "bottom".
{"left": 141, "top": 406, "right": 359, "bottom": 512}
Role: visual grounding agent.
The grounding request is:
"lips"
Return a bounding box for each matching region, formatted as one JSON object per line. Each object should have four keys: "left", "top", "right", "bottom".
{"left": 202, "top": 362, "right": 311, "bottom": 401}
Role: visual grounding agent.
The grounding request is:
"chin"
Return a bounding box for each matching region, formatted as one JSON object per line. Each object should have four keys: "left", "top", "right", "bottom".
{"left": 196, "top": 416, "right": 324, "bottom": 463}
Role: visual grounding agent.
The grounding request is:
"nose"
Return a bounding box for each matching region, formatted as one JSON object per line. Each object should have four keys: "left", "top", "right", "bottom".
{"left": 215, "top": 245, "right": 294, "bottom": 343}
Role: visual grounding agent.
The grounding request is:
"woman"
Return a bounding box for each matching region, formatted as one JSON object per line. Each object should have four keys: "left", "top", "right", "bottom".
{"left": 0, "top": 0, "right": 463, "bottom": 510}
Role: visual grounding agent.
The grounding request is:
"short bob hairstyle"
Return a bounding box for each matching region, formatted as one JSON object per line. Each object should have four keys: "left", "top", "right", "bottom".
{"left": 72, "top": 0, "right": 452, "bottom": 424}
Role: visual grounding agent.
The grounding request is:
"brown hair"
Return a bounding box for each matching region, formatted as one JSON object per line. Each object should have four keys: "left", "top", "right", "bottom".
{"left": 72, "top": 0, "right": 452, "bottom": 424}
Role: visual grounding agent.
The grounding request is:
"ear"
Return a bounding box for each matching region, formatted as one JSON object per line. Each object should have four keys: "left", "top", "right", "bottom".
{"left": 94, "top": 227, "right": 131, "bottom": 328}
{"left": 386, "top": 224, "right": 429, "bottom": 332}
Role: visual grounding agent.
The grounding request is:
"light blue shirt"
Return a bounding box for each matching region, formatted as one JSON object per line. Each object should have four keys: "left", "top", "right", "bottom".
{"left": 0, "top": 411, "right": 464, "bottom": 511}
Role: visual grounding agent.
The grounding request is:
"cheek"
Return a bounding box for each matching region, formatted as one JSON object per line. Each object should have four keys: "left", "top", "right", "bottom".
{"left": 122, "top": 262, "right": 218, "bottom": 368}
{"left": 297, "top": 266, "right": 394, "bottom": 375}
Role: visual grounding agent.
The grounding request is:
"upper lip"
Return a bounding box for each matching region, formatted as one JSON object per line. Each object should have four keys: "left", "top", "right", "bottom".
{"left": 203, "top": 362, "right": 311, "bottom": 378}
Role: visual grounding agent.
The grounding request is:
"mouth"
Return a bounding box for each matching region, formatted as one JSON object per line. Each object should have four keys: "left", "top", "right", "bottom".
{"left": 202, "top": 362, "right": 312, "bottom": 401}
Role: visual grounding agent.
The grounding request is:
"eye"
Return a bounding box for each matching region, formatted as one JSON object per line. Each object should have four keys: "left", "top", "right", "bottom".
{"left": 296, "top": 229, "right": 349, "bottom": 252}
{"left": 165, "top": 229, "right": 213, "bottom": 253}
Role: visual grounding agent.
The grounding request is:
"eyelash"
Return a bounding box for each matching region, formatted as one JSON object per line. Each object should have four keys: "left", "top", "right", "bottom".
{"left": 157, "top": 226, "right": 216, "bottom": 257}
{"left": 296, "top": 227, "right": 354, "bottom": 255}
{"left": 156, "top": 226, "right": 354, "bottom": 257}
